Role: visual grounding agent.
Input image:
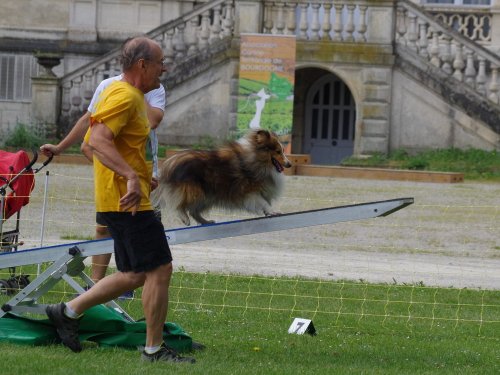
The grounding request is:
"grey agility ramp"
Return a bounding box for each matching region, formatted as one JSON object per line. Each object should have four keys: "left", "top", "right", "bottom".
{"left": 0, "top": 197, "right": 414, "bottom": 269}
{"left": 0, "top": 197, "right": 413, "bottom": 318}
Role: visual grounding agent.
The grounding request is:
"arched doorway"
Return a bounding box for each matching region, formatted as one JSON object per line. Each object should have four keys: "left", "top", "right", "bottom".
{"left": 302, "top": 74, "right": 356, "bottom": 165}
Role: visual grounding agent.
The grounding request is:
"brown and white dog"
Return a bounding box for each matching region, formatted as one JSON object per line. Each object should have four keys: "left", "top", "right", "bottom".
{"left": 155, "top": 129, "right": 292, "bottom": 225}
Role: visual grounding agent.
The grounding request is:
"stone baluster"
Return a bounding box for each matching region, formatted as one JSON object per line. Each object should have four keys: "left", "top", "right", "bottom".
{"left": 211, "top": 5, "right": 222, "bottom": 42}
{"left": 321, "top": 2, "right": 332, "bottom": 41}
{"left": 476, "top": 57, "right": 487, "bottom": 95}
{"left": 396, "top": 7, "right": 407, "bottom": 46}
{"left": 309, "top": 3, "right": 321, "bottom": 40}
{"left": 298, "top": 3, "right": 309, "bottom": 40}
{"left": 264, "top": 2, "right": 274, "bottom": 34}
{"left": 152, "top": 34, "right": 164, "bottom": 56}
{"left": 333, "top": 4, "right": 343, "bottom": 42}
{"left": 95, "top": 65, "right": 105, "bottom": 88}
{"left": 285, "top": 2, "right": 297, "bottom": 36}
{"left": 464, "top": 49, "right": 477, "bottom": 87}
{"left": 164, "top": 29, "right": 176, "bottom": 63}
{"left": 488, "top": 65, "right": 499, "bottom": 104}
{"left": 222, "top": 0, "right": 234, "bottom": 38}
{"left": 110, "top": 57, "right": 121, "bottom": 76}
{"left": 357, "top": 6, "right": 367, "bottom": 43}
{"left": 186, "top": 17, "right": 200, "bottom": 56}
{"left": 83, "top": 71, "right": 93, "bottom": 111}
{"left": 441, "top": 35, "right": 452, "bottom": 75}
{"left": 174, "top": 22, "right": 187, "bottom": 59}
{"left": 345, "top": 4, "right": 356, "bottom": 42}
{"left": 199, "top": 11, "right": 211, "bottom": 50}
{"left": 429, "top": 28, "right": 441, "bottom": 67}
{"left": 275, "top": 2, "right": 286, "bottom": 35}
{"left": 407, "top": 13, "right": 418, "bottom": 52}
{"left": 60, "top": 81, "right": 72, "bottom": 124}
{"left": 452, "top": 42, "right": 465, "bottom": 81}
{"left": 417, "top": 20, "right": 429, "bottom": 57}
{"left": 71, "top": 77, "right": 83, "bottom": 113}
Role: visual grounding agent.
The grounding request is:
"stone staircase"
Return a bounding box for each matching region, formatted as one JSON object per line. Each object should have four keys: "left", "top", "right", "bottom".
{"left": 56, "top": 0, "right": 500, "bottom": 150}
{"left": 395, "top": 0, "right": 500, "bottom": 147}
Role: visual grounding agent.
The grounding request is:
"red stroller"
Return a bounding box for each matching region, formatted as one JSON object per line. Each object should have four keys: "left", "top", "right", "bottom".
{"left": 0, "top": 149, "right": 52, "bottom": 294}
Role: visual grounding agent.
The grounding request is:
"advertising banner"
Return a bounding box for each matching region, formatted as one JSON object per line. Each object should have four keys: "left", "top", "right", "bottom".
{"left": 237, "top": 33, "right": 296, "bottom": 150}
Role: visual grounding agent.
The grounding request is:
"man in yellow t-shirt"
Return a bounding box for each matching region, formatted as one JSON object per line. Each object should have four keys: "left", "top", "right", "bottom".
{"left": 44, "top": 36, "right": 195, "bottom": 364}
{"left": 83, "top": 80, "right": 153, "bottom": 213}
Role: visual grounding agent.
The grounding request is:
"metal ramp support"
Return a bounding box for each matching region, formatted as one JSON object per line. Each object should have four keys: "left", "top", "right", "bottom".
{"left": 0, "top": 246, "right": 133, "bottom": 320}
{"left": 0, "top": 197, "right": 413, "bottom": 320}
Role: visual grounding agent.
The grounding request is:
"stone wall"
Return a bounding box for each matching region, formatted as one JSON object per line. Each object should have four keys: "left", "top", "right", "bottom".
{"left": 391, "top": 68, "right": 500, "bottom": 152}
{"left": 158, "top": 57, "right": 239, "bottom": 146}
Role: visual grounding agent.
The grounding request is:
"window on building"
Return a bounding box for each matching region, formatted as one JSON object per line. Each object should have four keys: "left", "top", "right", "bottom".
{"left": 0, "top": 53, "right": 39, "bottom": 101}
{"left": 425, "top": 1, "right": 491, "bottom": 4}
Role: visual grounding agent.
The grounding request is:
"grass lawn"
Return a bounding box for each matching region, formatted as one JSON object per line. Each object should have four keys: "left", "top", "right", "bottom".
{"left": 0, "top": 144, "right": 498, "bottom": 374}
{"left": 0, "top": 270, "right": 498, "bottom": 375}
{"left": 342, "top": 148, "right": 500, "bottom": 181}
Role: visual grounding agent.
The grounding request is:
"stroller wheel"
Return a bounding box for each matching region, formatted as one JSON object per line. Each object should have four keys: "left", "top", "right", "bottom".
{"left": 0, "top": 275, "right": 30, "bottom": 295}
{"left": 0, "top": 279, "right": 12, "bottom": 295}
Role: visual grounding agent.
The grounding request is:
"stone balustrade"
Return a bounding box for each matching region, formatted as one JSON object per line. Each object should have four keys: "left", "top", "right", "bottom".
{"left": 424, "top": 4, "right": 492, "bottom": 45}
{"left": 397, "top": 0, "right": 500, "bottom": 105}
{"left": 55, "top": 0, "right": 500, "bottom": 135}
{"left": 58, "top": 0, "right": 235, "bottom": 132}
{"left": 261, "top": 0, "right": 397, "bottom": 43}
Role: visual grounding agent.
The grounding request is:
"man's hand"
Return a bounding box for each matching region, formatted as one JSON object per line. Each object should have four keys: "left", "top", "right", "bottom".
{"left": 119, "top": 175, "right": 141, "bottom": 215}
{"left": 40, "top": 144, "right": 60, "bottom": 157}
{"left": 151, "top": 176, "right": 159, "bottom": 191}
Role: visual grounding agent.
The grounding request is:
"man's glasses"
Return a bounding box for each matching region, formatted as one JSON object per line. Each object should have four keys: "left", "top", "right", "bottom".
{"left": 158, "top": 57, "right": 168, "bottom": 68}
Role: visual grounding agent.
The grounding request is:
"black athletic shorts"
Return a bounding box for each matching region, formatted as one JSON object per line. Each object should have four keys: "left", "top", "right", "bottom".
{"left": 97, "top": 211, "right": 161, "bottom": 226}
{"left": 97, "top": 211, "right": 172, "bottom": 273}
{"left": 96, "top": 212, "right": 107, "bottom": 226}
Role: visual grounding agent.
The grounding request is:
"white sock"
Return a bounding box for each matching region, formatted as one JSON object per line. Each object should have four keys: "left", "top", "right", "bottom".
{"left": 144, "top": 345, "right": 162, "bottom": 354}
{"left": 64, "top": 304, "right": 81, "bottom": 319}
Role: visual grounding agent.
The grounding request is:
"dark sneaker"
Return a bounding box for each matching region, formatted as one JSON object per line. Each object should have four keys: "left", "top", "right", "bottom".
{"left": 141, "top": 343, "right": 196, "bottom": 363}
{"left": 45, "top": 303, "right": 82, "bottom": 353}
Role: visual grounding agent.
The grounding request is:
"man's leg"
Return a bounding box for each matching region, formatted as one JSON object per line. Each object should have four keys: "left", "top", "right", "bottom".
{"left": 69, "top": 271, "right": 145, "bottom": 313}
{"left": 46, "top": 270, "right": 145, "bottom": 352}
{"left": 139, "top": 261, "right": 195, "bottom": 363}
{"left": 141, "top": 262, "right": 172, "bottom": 347}
{"left": 91, "top": 224, "right": 112, "bottom": 283}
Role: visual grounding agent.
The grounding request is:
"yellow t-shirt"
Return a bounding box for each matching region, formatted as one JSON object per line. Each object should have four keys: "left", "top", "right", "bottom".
{"left": 88, "top": 80, "right": 153, "bottom": 212}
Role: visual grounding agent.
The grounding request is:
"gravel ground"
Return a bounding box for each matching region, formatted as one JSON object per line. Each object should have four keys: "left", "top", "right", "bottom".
{"left": 4, "top": 163, "right": 499, "bottom": 290}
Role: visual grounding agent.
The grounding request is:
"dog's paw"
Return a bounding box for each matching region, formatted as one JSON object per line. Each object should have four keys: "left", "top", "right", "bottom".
{"left": 264, "top": 211, "right": 282, "bottom": 217}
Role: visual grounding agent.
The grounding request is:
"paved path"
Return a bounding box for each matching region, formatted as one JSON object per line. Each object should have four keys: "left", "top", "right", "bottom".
{"left": 18, "top": 164, "right": 500, "bottom": 289}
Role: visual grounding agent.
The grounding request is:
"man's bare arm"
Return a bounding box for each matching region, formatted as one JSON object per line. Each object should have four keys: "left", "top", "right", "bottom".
{"left": 146, "top": 104, "right": 164, "bottom": 129}
{"left": 80, "top": 141, "right": 94, "bottom": 162}
{"left": 88, "top": 122, "right": 141, "bottom": 214}
{"left": 40, "top": 112, "right": 91, "bottom": 156}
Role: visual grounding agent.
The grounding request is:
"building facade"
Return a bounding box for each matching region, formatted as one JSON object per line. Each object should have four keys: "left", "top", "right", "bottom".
{"left": 0, "top": 0, "right": 499, "bottom": 164}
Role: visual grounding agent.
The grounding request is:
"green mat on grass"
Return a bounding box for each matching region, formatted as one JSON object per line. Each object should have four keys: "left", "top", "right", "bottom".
{"left": 0, "top": 304, "right": 192, "bottom": 352}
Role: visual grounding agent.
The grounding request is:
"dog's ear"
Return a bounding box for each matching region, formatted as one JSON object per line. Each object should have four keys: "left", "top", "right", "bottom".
{"left": 255, "top": 129, "right": 270, "bottom": 144}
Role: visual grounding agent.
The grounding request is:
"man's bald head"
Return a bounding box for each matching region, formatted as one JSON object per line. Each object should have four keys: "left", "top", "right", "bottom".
{"left": 120, "top": 37, "right": 160, "bottom": 71}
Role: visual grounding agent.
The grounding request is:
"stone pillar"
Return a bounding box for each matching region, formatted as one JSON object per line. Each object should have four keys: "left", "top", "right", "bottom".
{"left": 490, "top": 0, "right": 500, "bottom": 54}
{"left": 31, "top": 54, "right": 62, "bottom": 137}
{"left": 234, "top": 0, "right": 264, "bottom": 35}
{"left": 368, "top": 1, "right": 397, "bottom": 45}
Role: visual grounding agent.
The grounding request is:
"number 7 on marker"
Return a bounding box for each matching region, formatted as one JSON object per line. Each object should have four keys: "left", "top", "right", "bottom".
{"left": 294, "top": 322, "right": 304, "bottom": 333}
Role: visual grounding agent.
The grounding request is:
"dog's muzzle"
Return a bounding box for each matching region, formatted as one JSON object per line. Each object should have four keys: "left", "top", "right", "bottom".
{"left": 271, "top": 157, "right": 284, "bottom": 173}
